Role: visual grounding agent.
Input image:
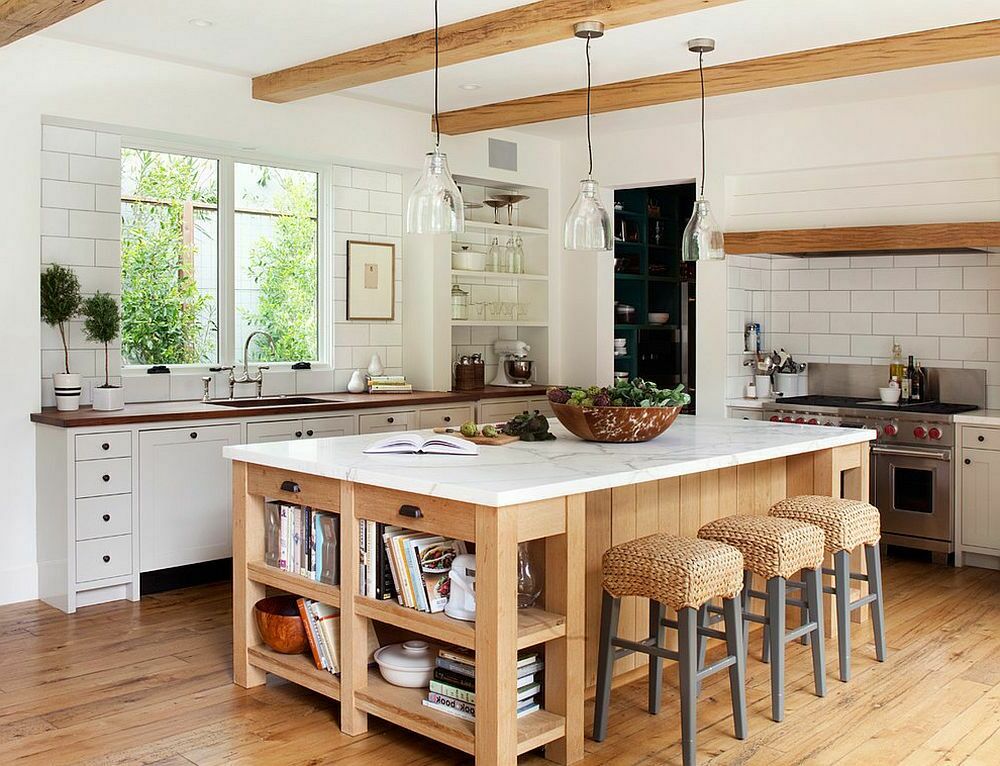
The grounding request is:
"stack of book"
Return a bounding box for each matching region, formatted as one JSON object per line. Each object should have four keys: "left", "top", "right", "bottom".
{"left": 359, "top": 522, "right": 467, "bottom": 613}
{"left": 296, "top": 598, "right": 380, "bottom": 675}
{"left": 264, "top": 502, "right": 339, "bottom": 585}
{"left": 367, "top": 375, "right": 412, "bottom": 394}
{"left": 423, "top": 648, "right": 544, "bottom": 721}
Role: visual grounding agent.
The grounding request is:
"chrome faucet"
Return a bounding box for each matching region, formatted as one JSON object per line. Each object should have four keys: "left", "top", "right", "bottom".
{"left": 230, "top": 331, "right": 277, "bottom": 398}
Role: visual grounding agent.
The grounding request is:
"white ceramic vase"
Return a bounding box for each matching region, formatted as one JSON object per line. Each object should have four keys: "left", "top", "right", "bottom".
{"left": 53, "top": 372, "right": 82, "bottom": 411}
{"left": 367, "top": 353, "right": 384, "bottom": 377}
{"left": 92, "top": 385, "right": 125, "bottom": 411}
{"left": 347, "top": 369, "right": 367, "bottom": 393}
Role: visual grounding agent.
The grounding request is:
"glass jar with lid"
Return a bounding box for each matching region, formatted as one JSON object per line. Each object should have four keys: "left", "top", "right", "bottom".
{"left": 451, "top": 284, "right": 469, "bottom": 320}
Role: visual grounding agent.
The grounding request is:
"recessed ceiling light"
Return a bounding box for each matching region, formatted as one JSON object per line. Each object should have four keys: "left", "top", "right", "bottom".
{"left": 459, "top": 83, "right": 481, "bottom": 91}
{"left": 188, "top": 18, "right": 213, "bottom": 28}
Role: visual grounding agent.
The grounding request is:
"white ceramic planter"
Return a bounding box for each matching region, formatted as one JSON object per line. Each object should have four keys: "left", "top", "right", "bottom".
{"left": 92, "top": 385, "right": 125, "bottom": 411}
{"left": 53, "top": 372, "right": 82, "bottom": 411}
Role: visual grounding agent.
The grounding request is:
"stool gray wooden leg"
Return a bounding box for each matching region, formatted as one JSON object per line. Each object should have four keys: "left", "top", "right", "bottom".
{"left": 761, "top": 587, "right": 771, "bottom": 664}
{"left": 805, "top": 567, "right": 826, "bottom": 697}
{"left": 648, "top": 600, "right": 666, "bottom": 714}
{"left": 592, "top": 590, "right": 620, "bottom": 742}
{"left": 834, "top": 549, "right": 851, "bottom": 682}
{"left": 741, "top": 570, "right": 752, "bottom": 656}
{"left": 678, "top": 607, "right": 698, "bottom": 766}
{"left": 722, "top": 596, "right": 748, "bottom": 740}
{"left": 799, "top": 568, "right": 810, "bottom": 646}
{"left": 766, "top": 576, "right": 786, "bottom": 722}
{"left": 864, "top": 543, "right": 888, "bottom": 662}
{"left": 696, "top": 603, "right": 709, "bottom": 694}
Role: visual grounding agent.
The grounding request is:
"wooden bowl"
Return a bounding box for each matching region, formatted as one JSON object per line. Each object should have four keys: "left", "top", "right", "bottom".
{"left": 253, "top": 595, "right": 308, "bottom": 654}
{"left": 550, "top": 402, "right": 682, "bottom": 443}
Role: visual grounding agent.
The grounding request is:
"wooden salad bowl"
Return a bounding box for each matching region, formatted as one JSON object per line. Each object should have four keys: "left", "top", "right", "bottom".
{"left": 253, "top": 595, "right": 308, "bottom": 654}
{"left": 550, "top": 402, "right": 682, "bottom": 443}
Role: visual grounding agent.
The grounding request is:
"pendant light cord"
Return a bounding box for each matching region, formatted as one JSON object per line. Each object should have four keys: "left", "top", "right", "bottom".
{"left": 698, "top": 50, "right": 705, "bottom": 197}
{"left": 586, "top": 35, "right": 594, "bottom": 178}
{"left": 434, "top": 0, "right": 441, "bottom": 148}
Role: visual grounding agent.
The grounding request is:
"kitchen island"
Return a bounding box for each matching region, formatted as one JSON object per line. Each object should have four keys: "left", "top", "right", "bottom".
{"left": 225, "top": 416, "right": 874, "bottom": 765}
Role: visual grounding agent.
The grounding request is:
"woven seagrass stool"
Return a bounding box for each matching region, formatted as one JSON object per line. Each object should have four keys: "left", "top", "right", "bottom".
{"left": 697, "top": 515, "right": 826, "bottom": 722}
{"left": 592, "top": 534, "right": 747, "bottom": 766}
{"left": 769, "top": 495, "right": 886, "bottom": 682}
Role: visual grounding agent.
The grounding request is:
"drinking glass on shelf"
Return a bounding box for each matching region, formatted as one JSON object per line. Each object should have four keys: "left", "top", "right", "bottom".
{"left": 470, "top": 301, "right": 485, "bottom": 320}
{"left": 501, "top": 301, "right": 514, "bottom": 321}
{"left": 515, "top": 302, "right": 530, "bottom": 320}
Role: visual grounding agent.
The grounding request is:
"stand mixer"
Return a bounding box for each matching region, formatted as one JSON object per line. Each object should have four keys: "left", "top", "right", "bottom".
{"left": 444, "top": 553, "right": 477, "bottom": 622}
{"left": 490, "top": 339, "right": 534, "bottom": 387}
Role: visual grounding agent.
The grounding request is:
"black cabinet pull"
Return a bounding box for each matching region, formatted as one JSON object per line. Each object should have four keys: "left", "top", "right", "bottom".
{"left": 965, "top": 458, "right": 972, "bottom": 465}
{"left": 280, "top": 480, "right": 301, "bottom": 493}
{"left": 306, "top": 430, "right": 314, "bottom": 436}
{"left": 101, "top": 442, "right": 110, "bottom": 451}
{"left": 102, "top": 474, "right": 110, "bottom": 482}
{"left": 399, "top": 504, "right": 423, "bottom": 519}
{"left": 387, "top": 417, "right": 394, "bottom": 424}
{"left": 190, "top": 432, "right": 198, "bottom": 439}
{"left": 102, "top": 555, "right": 110, "bottom": 563}
{"left": 295, "top": 431, "right": 303, "bottom": 438}
{"left": 443, "top": 416, "right": 451, "bottom": 423}
{"left": 102, "top": 513, "right": 111, "bottom": 522}
{"left": 979, "top": 435, "right": 985, "bottom": 442}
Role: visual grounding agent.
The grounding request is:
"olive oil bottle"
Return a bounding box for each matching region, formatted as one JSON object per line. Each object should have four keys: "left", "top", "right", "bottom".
{"left": 889, "top": 343, "right": 904, "bottom": 386}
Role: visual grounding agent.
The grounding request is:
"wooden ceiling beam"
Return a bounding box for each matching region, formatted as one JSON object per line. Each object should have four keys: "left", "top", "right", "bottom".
{"left": 0, "top": 0, "right": 103, "bottom": 48}
{"left": 436, "top": 19, "right": 1000, "bottom": 135}
{"left": 252, "top": 0, "right": 741, "bottom": 103}
{"left": 724, "top": 222, "right": 1000, "bottom": 255}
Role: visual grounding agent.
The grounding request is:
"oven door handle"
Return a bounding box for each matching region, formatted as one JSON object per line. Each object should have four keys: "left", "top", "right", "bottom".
{"left": 871, "top": 445, "right": 951, "bottom": 461}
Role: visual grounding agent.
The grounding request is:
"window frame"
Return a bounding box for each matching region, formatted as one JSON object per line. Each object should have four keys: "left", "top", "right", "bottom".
{"left": 120, "top": 136, "right": 332, "bottom": 375}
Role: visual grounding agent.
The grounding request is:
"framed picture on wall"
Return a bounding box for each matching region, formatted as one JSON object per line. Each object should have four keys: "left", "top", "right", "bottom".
{"left": 346, "top": 240, "right": 396, "bottom": 321}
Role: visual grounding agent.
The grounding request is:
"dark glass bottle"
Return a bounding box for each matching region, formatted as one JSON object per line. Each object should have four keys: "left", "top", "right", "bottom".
{"left": 912, "top": 360, "right": 924, "bottom": 402}
{"left": 901, "top": 355, "right": 915, "bottom": 403}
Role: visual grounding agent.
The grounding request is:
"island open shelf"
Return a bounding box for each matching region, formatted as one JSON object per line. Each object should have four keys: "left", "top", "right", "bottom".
{"left": 246, "top": 561, "right": 341, "bottom": 608}
{"left": 248, "top": 644, "right": 342, "bottom": 700}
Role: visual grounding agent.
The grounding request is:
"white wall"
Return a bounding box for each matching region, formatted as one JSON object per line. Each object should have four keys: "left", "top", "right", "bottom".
{"left": 559, "top": 81, "right": 1000, "bottom": 417}
{"left": 1, "top": 36, "right": 562, "bottom": 605}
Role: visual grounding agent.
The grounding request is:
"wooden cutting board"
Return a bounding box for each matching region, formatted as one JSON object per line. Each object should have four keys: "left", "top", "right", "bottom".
{"left": 433, "top": 427, "right": 519, "bottom": 446}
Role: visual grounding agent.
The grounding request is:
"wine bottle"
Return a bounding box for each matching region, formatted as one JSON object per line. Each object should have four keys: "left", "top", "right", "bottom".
{"left": 912, "top": 361, "right": 924, "bottom": 402}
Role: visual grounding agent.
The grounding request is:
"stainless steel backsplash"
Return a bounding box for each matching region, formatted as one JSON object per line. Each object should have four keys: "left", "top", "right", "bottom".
{"left": 806, "top": 363, "right": 986, "bottom": 407}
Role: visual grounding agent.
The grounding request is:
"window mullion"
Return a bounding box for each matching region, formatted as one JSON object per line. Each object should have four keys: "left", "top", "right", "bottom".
{"left": 219, "top": 157, "right": 237, "bottom": 366}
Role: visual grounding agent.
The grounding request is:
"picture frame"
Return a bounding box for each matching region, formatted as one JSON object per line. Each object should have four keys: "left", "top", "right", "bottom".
{"left": 346, "top": 240, "right": 396, "bottom": 321}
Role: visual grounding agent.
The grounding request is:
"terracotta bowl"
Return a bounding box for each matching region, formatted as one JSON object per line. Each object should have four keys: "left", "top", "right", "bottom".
{"left": 253, "top": 595, "right": 308, "bottom": 654}
{"left": 550, "top": 402, "right": 682, "bottom": 443}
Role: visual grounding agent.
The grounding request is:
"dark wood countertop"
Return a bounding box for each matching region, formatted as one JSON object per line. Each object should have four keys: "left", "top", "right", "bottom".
{"left": 30, "top": 385, "right": 551, "bottom": 428}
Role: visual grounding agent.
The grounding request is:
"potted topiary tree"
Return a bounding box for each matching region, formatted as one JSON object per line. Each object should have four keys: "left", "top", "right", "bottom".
{"left": 82, "top": 291, "right": 124, "bottom": 411}
{"left": 40, "top": 264, "right": 82, "bottom": 411}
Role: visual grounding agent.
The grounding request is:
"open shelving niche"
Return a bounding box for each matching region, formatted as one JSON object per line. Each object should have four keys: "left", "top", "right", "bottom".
{"left": 402, "top": 176, "right": 553, "bottom": 391}
{"left": 243, "top": 501, "right": 568, "bottom": 758}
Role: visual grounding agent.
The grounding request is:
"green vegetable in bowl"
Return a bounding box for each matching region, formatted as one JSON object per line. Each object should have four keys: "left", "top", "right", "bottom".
{"left": 547, "top": 379, "right": 690, "bottom": 408}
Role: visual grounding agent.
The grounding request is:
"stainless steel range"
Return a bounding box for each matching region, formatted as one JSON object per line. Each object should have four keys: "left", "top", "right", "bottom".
{"left": 760, "top": 365, "right": 986, "bottom": 559}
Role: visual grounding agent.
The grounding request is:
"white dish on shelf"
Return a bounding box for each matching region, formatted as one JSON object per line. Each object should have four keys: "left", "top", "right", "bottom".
{"left": 373, "top": 640, "right": 439, "bottom": 688}
{"left": 451, "top": 249, "right": 485, "bottom": 271}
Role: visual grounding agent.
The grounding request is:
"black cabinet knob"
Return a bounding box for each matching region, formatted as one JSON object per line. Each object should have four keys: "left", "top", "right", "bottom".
{"left": 387, "top": 417, "right": 394, "bottom": 424}
{"left": 443, "top": 416, "right": 451, "bottom": 423}
{"left": 102, "top": 555, "right": 110, "bottom": 563}
{"left": 102, "top": 474, "right": 110, "bottom": 482}
{"left": 295, "top": 431, "right": 303, "bottom": 438}
{"left": 979, "top": 435, "right": 985, "bottom": 442}
{"left": 306, "top": 430, "right": 314, "bottom": 436}
{"left": 190, "top": 432, "right": 198, "bottom": 439}
{"left": 280, "top": 480, "right": 301, "bottom": 493}
{"left": 102, "top": 513, "right": 110, "bottom": 522}
{"left": 965, "top": 458, "right": 972, "bottom": 465}
{"left": 101, "top": 442, "right": 110, "bottom": 451}
{"left": 399, "top": 504, "right": 423, "bottom": 519}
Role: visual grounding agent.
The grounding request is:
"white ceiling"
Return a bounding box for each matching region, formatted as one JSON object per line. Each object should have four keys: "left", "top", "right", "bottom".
{"left": 39, "top": 0, "right": 1000, "bottom": 138}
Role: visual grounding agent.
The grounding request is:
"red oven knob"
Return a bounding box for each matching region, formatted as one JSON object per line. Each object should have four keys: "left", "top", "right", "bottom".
{"left": 782, "top": 417, "right": 793, "bottom": 423}
{"left": 795, "top": 417, "right": 805, "bottom": 424}
{"left": 769, "top": 415, "right": 780, "bottom": 422}
{"left": 913, "top": 426, "right": 927, "bottom": 439}
{"left": 884, "top": 424, "right": 897, "bottom": 436}
{"left": 808, "top": 418, "right": 818, "bottom": 425}
{"left": 928, "top": 427, "right": 942, "bottom": 440}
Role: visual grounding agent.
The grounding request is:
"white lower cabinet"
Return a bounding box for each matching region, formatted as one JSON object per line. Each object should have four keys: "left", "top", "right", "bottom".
{"left": 247, "top": 415, "right": 357, "bottom": 444}
{"left": 418, "top": 405, "right": 474, "bottom": 429}
{"left": 303, "top": 415, "right": 356, "bottom": 439}
{"left": 479, "top": 397, "right": 552, "bottom": 423}
{"left": 961, "top": 447, "right": 1000, "bottom": 550}
{"left": 77, "top": 535, "right": 132, "bottom": 582}
{"left": 139, "top": 423, "right": 241, "bottom": 572}
{"left": 728, "top": 406, "right": 764, "bottom": 421}
{"left": 359, "top": 410, "right": 416, "bottom": 434}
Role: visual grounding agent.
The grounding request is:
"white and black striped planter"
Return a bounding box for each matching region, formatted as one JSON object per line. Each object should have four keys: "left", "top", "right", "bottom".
{"left": 53, "top": 373, "right": 82, "bottom": 412}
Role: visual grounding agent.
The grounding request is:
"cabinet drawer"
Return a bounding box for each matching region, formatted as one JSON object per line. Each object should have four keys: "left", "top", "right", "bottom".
{"left": 76, "top": 495, "right": 132, "bottom": 540}
{"left": 247, "top": 464, "right": 341, "bottom": 513}
{"left": 358, "top": 410, "right": 416, "bottom": 434}
{"left": 354, "top": 484, "right": 475, "bottom": 543}
{"left": 247, "top": 419, "right": 302, "bottom": 444}
{"left": 302, "top": 415, "right": 356, "bottom": 439}
{"left": 76, "top": 431, "right": 131, "bottom": 461}
{"left": 480, "top": 398, "right": 548, "bottom": 424}
{"left": 963, "top": 427, "right": 1000, "bottom": 451}
{"left": 76, "top": 534, "right": 132, "bottom": 583}
{"left": 418, "top": 405, "right": 474, "bottom": 430}
{"left": 76, "top": 457, "right": 132, "bottom": 498}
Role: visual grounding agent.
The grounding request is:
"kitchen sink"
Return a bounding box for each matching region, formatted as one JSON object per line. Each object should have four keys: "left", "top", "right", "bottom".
{"left": 209, "top": 396, "right": 339, "bottom": 407}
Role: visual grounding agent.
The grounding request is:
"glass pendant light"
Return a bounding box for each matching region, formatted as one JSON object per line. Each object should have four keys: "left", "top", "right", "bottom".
{"left": 406, "top": 0, "right": 465, "bottom": 234}
{"left": 682, "top": 38, "right": 725, "bottom": 262}
{"left": 563, "top": 22, "right": 612, "bottom": 252}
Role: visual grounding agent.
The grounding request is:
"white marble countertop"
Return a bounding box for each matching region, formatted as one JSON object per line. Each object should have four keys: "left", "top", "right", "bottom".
{"left": 955, "top": 410, "right": 1000, "bottom": 426}
{"left": 725, "top": 397, "right": 774, "bottom": 410}
{"left": 224, "top": 416, "right": 876, "bottom": 507}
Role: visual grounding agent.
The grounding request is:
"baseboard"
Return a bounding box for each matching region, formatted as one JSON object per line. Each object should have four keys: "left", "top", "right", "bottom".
{"left": 0, "top": 562, "right": 40, "bottom": 606}
{"left": 140, "top": 558, "right": 232, "bottom": 595}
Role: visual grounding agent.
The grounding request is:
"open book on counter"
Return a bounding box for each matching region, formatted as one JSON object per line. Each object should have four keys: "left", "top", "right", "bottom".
{"left": 363, "top": 432, "right": 479, "bottom": 456}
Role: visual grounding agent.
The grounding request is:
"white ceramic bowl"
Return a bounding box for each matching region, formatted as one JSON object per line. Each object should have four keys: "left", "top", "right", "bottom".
{"left": 452, "top": 249, "right": 485, "bottom": 271}
{"left": 373, "top": 640, "right": 438, "bottom": 688}
{"left": 879, "top": 386, "right": 901, "bottom": 404}
{"left": 648, "top": 312, "right": 670, "bottom": 325}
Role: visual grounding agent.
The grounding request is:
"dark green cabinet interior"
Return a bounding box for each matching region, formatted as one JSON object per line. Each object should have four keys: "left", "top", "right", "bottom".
{"left": 613, "top": 183, "right": 697, "bottom": 412}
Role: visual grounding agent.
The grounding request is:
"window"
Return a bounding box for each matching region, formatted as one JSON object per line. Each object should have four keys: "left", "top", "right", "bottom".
{"left": 120, "top": 148, "right": 323, "bottom": 368}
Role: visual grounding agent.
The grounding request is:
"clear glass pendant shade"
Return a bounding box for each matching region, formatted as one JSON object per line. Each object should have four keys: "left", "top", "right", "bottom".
{"left": 563, "top": 179, "right": 612, "bottom": 251}
{"left": 681, "top": 197, "right": 725, "bottom": 262}
{"left": 406, "top": 150, "right": 465, "bottom": 234}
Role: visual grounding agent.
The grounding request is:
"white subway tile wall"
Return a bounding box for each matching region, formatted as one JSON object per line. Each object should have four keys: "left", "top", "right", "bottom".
{"left": 40, "top": 123, "right": 403, "bottom": 406}
{"left": 727, "top": 252, "right": 1000, "bottom": 408}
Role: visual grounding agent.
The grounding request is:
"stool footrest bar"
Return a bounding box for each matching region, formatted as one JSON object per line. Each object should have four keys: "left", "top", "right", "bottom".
{"left": 696, "top": 655, "right": 737, "bottom": 680}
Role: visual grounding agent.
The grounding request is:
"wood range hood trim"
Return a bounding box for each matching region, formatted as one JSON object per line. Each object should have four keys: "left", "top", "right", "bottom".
{"left": 723, "top": 222, "right": 1000, "bottom": 257}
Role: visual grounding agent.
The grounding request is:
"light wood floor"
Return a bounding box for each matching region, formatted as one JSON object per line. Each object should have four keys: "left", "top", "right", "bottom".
{"left": 2, "top": 555, "right": 999, "bottom": 765}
